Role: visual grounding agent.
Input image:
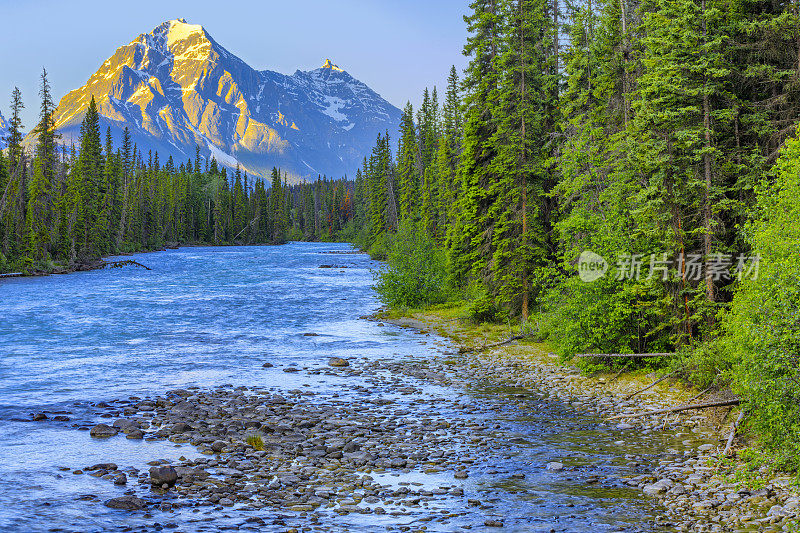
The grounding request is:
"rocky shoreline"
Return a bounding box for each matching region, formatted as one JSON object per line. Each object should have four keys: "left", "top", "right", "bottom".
{"left": 65, "top": 315, "right": 799, "bottom": 532}
{"left": 382, "top": 314, "right": 800, "bottom": 532}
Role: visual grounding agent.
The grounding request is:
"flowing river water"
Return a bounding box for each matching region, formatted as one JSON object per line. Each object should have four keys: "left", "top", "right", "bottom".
{"left": 0, "top": 243, "right": 694, "bottom": 532}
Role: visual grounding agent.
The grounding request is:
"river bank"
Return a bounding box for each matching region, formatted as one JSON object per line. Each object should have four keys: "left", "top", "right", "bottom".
{"left": 0, "top": 240, "right": 308, "bottom": 277}
{"left": 4, "top": 243, "right": 796, "bottom": 532}
{"left": 65, "top": 341, "right": 679, "bottom": 532}
{"left": 63, "top": 310, "right": 798, "bottom": 532}
{"left": 376, "top": 305, "right": 800, "bottom": 532}
{"left": 0, "top": 244, "right": 181, "bottom": 278}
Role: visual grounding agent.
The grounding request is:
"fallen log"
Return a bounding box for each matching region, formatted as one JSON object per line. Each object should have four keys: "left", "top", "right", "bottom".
{"left": 723, "top": 411, "right": 746, "bottom": 456}
{"left": 0, "top": 272, "right": 23, "bottom": 278}
{"left": 624, "top": 370, "right": 680, "bottom": 400}
{"left": 575, "top": 353, "right": 675, "bottom": 358}
{"left": 100, "top": 259, "right": 152, "bottom": 270}
{"left": 458, "top": 334, "right": 527, "bottom": 354}
{"left": 608, "top": 363, "right": 630, "bottom": 384}
{"left": 686, "top": 386, "right": 713, "bottom": 404}
{"left": 608, "top": 398, "right": 741, "bottom": 420}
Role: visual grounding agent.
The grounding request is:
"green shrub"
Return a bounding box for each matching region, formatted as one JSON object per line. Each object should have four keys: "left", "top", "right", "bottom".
{"left": 542, "top": 273, "right": 674, "bottom": 359}
{"left": 373, "top": 222, "right": 450, "bottom": 308}
{"left": 467, "top": 288, "right": 506, "bottom": 323}
{"left": 671, "top": 341, "right": 737, "bottom": 390}
{"left": 723, "top": 126, "right": 800, "bottom": 471}
{"left": 0, "top": 252, "right": 32, "bottom": 275}
{"left": 367, "top": 232, "right": 394, "bottom": 261}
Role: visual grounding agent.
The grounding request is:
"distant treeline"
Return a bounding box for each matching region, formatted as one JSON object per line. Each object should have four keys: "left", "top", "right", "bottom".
{"left": 0, "top": 73, "right": 356, "bottom": 273}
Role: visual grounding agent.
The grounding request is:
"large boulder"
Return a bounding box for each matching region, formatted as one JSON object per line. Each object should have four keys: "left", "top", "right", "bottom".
{"left": 643, "top": 478, "right": 674, "bottom": 495}
{"left": 174, "top": 466, "right": 209, "bottom": 482}
{"left": 170, "top": 422, "right": 193, "bottom": 433}
{"left": 89, "top": 424, "right": 118, "bottom": 438}
{"left": 149, "top": 465, "right": 178, "bottom": 487}
{"left": 105, "top": 495, "right": 146, "bottom": 510}
{"left": 112, "top": 418, "right": 138, "bottom": 430}
{"left": 86, "top": 463, "right": 117, "bottom": 471}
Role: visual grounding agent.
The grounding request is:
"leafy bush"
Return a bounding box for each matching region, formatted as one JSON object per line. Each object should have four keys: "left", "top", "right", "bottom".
{"left": 367, "top": 232, "right": 394, "bottom": 261}
{"left": 466, "top": 285, "right": 507, "bottom": 323}
{"left": 722, "top": 127, "right": 800, "bottom": 470}
{"left": 670, "top": 341, "right": 737, "bottom": 390}
{"left": 0, "top": 252, "right": 30, "bottom": 274}
{"left": 373, "top": 222, "right": 450, "bottom": 308}
{"left": 542, "top": 273, "right": 674, "bottom": 359}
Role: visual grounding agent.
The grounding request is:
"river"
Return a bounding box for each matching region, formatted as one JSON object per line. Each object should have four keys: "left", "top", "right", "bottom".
{"left": 0, "top": 243, "right": 681, "bottom": 532}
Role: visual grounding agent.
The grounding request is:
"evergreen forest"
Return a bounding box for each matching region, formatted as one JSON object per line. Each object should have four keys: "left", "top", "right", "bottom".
{"left": 4, "top": 0, "right": 800, "bottom": 470}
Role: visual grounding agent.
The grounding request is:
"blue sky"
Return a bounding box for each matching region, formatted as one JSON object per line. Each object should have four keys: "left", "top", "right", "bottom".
{"left": 0, "top": 0, "right": 469, "bottom": 129}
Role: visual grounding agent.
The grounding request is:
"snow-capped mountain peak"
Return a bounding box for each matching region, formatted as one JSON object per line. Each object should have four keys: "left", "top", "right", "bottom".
{"left": 320, "top": 59, "right": 345, "bottom": 73}
{"left": 165, "top": 19, "right": 204, "bottom": 47}
{"left": 47, "top": 19, "right": 401, "bottom": 181}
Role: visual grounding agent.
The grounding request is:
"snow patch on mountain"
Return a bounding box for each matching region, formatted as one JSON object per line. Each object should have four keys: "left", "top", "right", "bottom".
{"left": 167, "top": 19, "right": 204, "bottom": 48}
{"left": 321, "top": 96, "right": 348, "bottom": 122}
{"left": 206, "top": 138, "right": 240, "bottom": 168}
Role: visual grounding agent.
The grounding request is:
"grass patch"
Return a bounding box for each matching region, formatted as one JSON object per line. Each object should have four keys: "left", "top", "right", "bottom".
{"left": 245, "top": 434, "right": 264, "bottom": 451}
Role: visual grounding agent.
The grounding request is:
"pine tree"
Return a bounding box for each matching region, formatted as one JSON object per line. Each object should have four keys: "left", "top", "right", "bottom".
{"left": 7, "top": 87, "right": 25, "bottom": 173}
{"left": 367, "top": 135, "right": 388, "bottom": 240}
{"left": 487, "top": 0, "right": 561, "bottom": 317}
{"left": 233, "top": 166, "right": 245, "bottom": 240}
{"left": 440, "top": 67, "right": 463, "bottom": 235}
{"left": 1, "top": 88, "right": 26, "bottom": 258}
{"left": 396, "top": 103, "right": 420, "bottom": 222}
{"left": 632, "top": 0, "right": 729, "bottom": 332}
{"left": 269, "top": 168, "right": 284, "bottom": 242}
{"left": 75, "top": 96, "right": 104, "bottom": 258}
{"left": 448, "top": 0, "right": 503, "bottom": 288}
{"left": 27, "top": 69, "right": 60, "bottom": 262}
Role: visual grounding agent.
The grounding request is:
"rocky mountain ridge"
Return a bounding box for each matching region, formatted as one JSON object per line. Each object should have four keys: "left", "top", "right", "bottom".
{"left": 48, "top": 19, "right": 402, "bottom": 181}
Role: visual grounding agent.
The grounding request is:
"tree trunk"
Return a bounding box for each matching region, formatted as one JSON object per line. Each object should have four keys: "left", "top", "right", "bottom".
{"left": 520, "top": 0, "right": 529, "bottom": 322}
{"left": 620, "top": 0, "right": 629, "bottom": 125}
{"left": 702, "top": 0, "right": 715, "bottom": 307}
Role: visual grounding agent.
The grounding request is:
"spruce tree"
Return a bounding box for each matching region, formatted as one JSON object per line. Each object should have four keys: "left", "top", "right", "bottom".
{"left": 233, "top": 166, "right": 245, "bottom": 240}
{"left": 448, "top": 0, "right": 503, "bottom": 288}
{"left": 75, "top": 96, "right": 104, "bottom": 257}
{"left": 27, "top": 69, "right": 59, "bottom": 262}
{"left": 396, "top": 103, "right": 420, "bottom": 222}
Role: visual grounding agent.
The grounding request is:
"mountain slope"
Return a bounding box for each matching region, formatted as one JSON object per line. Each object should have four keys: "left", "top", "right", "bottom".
{"left": 0, "top": 111, "right": 8, "bottom": 151}
{"left": 51, "top": 19, "right": 402, "bottom": 181}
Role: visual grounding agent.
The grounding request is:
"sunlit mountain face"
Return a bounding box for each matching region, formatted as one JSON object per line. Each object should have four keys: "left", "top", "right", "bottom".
{"left": 0, "top": 111, "right": 8, "bottom": 151}
{"left": 50, "top": 19, "right": 402, "bottom": 181}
